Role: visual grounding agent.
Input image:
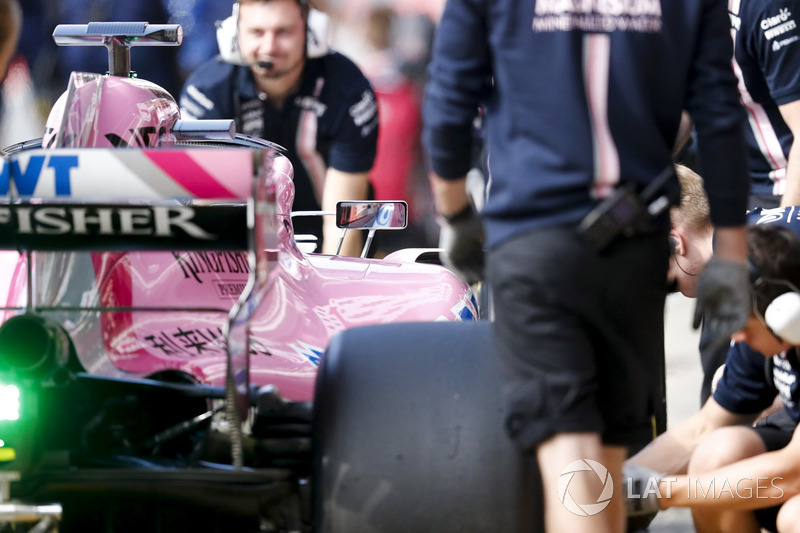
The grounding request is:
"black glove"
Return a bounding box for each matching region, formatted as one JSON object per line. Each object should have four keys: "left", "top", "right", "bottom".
{"left": 693, "top": 257, "right": 751, "bottom": 352}
{"left": 438, "top": 204, "right": 485, "bottom": 285}
{"left": 623, "top": 463, "right": 664, "bottom": 517}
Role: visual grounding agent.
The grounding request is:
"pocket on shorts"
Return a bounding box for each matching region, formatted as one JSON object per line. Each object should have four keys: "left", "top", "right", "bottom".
{"left": 503, "top": 377, "right": 553, "bottom": 453}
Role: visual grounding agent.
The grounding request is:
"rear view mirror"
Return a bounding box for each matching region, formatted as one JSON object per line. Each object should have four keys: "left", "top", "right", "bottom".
{"left": 335, "top": 201, "right": 408, "bottom": 230}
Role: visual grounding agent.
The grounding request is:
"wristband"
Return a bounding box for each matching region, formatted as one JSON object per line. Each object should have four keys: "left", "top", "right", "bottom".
{"left": 441, "top": 204, "right": 474, "bottom": 224}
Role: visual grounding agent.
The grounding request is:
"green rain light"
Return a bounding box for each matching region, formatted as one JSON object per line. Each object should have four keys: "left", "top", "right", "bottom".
{"left": 0, "top": 385, "right": 20, "bottom": 421}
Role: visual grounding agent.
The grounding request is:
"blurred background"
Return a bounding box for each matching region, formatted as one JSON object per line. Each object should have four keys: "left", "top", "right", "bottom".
{"left": 0, "top": 0, "right": 446, "bottom": 247}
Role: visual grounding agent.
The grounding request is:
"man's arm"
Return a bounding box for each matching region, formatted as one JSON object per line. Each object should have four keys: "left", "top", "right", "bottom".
{"left": 429, "top": 174, "right": 470, "bottom": 218}
{"left": 691, "top": 226, "right": 750, "bottom": 351}
{"left": 711, "top": 226, "right": 748, "bottom": 262}
{"left": 683, "top": 0, "right": 751, "bottom": 347}
{"left": 779, "top": 100, "right": 800, "bottom": 206}
{"left": 628, "top": 397, "right": 757, "bottom": 475}
{"left": 321, "top": 167, "right": 370, "bottom": 256}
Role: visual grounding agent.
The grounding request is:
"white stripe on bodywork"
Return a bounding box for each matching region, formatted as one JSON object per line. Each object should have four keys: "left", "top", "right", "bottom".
{"left": 583, "top": 33, "right": 619, "bottom": 199}
{"left": 296, "top": 77, "right": 327, "bottom": 203}
{"left": 114, "top": 151, "right": 192, "bottom": 197}
{"left": 729, "top": 0, "right": 787, "bottom": 194}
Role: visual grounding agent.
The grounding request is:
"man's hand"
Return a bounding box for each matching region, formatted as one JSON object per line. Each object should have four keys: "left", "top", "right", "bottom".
{"left": 693, "top": 257, "right": 751, "bottom": 351}
{"left": 623, "top": 463, "right": 664, "bottom": 517}
{"left": 439, "top": 204, "right": 485, "bottom": 285}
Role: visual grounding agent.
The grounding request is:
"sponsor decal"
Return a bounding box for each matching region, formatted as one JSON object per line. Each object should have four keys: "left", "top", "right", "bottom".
{"left": 240, "top": 100, "right": 265, "bottom": 138}
{"left": 0, "top": 204, "right": 217, "bottom": 239}
{"left": 143, "top": 326, "right": 270, "bottom": 358}
{"left": 186, "top": 84, "right": 215, "bottom": 111}
{"left": 773, "top": 353, "right": 798, "bottom": 409}
{"left": 761, "top": 8, "right": 798, "bottom": 41}
{"left": 750, "top": 206, "right": 800, "bottom": 225}
{"left": 773, "top": 35, "right": 800, "bottom": 51}
{"left": 173, "top": 251, "right": 251, "bottom": 284}
{"left": 294, "top": 95, "right": 328, "bottom": 117}
{"left": 533, "top": 0, "right": 662, "bottom": 33}
{"left": 350, "top": 90, "right": 378, "bottom": 129}
{"left": 215, "top": 280, "right": 248, "bottom": 298}
{"left": 0, "top": 154, "right": 79, "bottom": 196}
{"left": 105, "top": 126, "right": 169, "bottom": 148}
{"left": 458, "top": 302, "right": 476, "bottom": 321}
{"left": 291, "top": 341, "right": 324, "bottom": 366}
{"left": 730, "top": 13, "right": 742, "bottom": 31}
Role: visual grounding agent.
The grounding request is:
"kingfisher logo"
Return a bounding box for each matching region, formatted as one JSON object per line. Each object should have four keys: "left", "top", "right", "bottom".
{"left": 558, "top": 459, "right": 614, "bottom": 516}
{"left": 173, "top": 251, "right": 250, "bottom": 283}
{"left": 0, "top": 205, "right": 216, "bottom": 239}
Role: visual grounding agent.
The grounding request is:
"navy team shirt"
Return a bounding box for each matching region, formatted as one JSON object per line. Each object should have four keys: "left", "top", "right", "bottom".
{"left": 713, "top": 206, "right": 800, "bottom": 421}
{"left": 730, "top": 0, "right": 800, "bottom": 199}
{"left": 180, "top": 52, "right": 378, "bottom": 243}
{"left": 423, "top": 0, "right": 750, "bottom": 249}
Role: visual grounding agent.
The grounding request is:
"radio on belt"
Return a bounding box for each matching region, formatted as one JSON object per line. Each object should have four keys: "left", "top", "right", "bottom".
{"left": 577, "top": 166, "right": 676, "bottom": 253}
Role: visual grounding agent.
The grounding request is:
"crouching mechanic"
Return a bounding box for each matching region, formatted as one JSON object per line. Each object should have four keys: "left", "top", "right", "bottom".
{"left": 669, "top": 164, "right": 746, "bottom": 404}
{"left": 179, "top": 0, "right": 379, "bottom": 256}
{"left": 628, "top": 219, "right": 800, "bottom": 533}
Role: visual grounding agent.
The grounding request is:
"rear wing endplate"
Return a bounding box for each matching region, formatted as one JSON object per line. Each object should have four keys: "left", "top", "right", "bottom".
{"left": 1, "top": 145, "right": 282, "bottom": 468}
{"left": 0, "top": 147, "right": 271, "bottom": 251}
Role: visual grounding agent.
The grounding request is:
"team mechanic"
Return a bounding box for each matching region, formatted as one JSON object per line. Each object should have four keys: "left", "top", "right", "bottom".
{"left": 730, "top": 0, "right": 800, "bottom": 209}
{"left": 694, "top": 0, "right": 800, "bottom": 444}
{"left": 627, "top": 218, "right": 800, "bottom": 533}
{"left": 422, "top": 1, "right": 752, "bottom": 532}
{"left": 179, "top": 0, "right": 378, "bottom": 256}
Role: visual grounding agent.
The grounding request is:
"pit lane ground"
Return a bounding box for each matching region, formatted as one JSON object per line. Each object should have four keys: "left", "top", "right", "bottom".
{"left": 643, "top": 293, "right": 703, "bottom": 532}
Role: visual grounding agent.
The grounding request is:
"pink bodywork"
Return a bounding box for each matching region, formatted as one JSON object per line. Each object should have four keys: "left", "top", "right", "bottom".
{"left": 42, "top": 72, "right": 179, "bottom": 149}
{"left": 1, "top": 74, "right": 476, "bottom": 402}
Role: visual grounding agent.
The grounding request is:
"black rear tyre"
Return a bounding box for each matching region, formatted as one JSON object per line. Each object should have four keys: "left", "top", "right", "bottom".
{"left": 312, "top": 321, "right": 544, "bottom": 533}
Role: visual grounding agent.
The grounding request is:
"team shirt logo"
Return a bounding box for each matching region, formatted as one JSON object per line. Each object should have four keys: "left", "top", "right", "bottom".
{"left": 757, "top": 8, "right": 800, "bottom": 51}
{"left": 349, "top": 90, "right": 378, "bottom": 137}
{"left": 533, "top": 0, "right": 662, "bottom": 33}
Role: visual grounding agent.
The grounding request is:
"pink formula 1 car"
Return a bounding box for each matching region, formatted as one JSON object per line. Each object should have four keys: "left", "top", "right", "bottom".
{"left": 0, "top": 22, "right": 596, "bottom": 533}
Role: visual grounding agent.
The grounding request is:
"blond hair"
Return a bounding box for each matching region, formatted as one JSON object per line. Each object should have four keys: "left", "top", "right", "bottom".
{"left": 671, "top": 164, "right": 711, "bottom": 233}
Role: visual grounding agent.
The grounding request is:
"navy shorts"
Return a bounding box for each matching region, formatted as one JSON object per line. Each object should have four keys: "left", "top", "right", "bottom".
{"left": 487, "top": 224, "right": 670, "bottom": 452}
{"left": 753, "top": 408, "right": 797, "bottom": 533}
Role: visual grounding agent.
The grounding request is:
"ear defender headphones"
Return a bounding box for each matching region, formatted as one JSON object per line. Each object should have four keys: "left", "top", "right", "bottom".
{"left": 668, "top": 235, "right": 678, "bottom": 255}
{"left": 749, "top": 260, "right": 800, "bottom": 345}
{"left": 216, "top": 0, "right": 331, "bottom": 66}
{"left": 669, "top": 234, "right": 699, "bottom": 277}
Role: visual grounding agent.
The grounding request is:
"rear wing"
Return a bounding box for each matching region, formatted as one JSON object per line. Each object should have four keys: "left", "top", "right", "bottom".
{"left": 1, "top": 145, "right": 281, "bottom": 468}
{"left": 0, "top": 147, "right": 273, "bottom": 251}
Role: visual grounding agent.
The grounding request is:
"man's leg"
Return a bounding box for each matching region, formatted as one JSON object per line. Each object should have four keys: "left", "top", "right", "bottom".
{"left": 688, "top": 426, "right": 767, "bottom": 533}
{"left": 537, "top": 432, "right": 626, "bottom": 533}
{"left": 487, "top": 228, "right": 667, "bottom": 533}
